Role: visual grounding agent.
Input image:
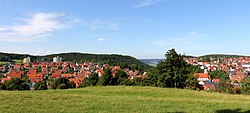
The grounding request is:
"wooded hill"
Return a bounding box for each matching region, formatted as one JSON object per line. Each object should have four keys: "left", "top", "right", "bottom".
{"left": 184, "top": 54, "right": 249, "bottom": 58}
{"left": 199, "top": 54, "right": 249, "bottom": 58}
{"left": 0, "top": 52, "right": 152, "bottom": 71}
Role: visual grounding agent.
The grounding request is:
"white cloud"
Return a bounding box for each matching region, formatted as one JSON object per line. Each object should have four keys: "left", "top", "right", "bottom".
{"left": 153, "top": 32, "right": 206, "bottom": 47}
{"left": 0, "top": 12, "right": 67, "bottom": 42}
{"left": 12, "top": 12, "right": 65, "bottom": 36}
{"left": 0, "top": 12, "right": 119, "bottom": 42}
{"left": 93, "top": 34, "right": 113, "bottom": 42}
{"left": 97, "top": 38, "right": 105, "bottom": 42}
{"left": 80, "top": 19, "right": 119, "bottom": 31}
{"left": 133, "top": 0, "right": 163, "bottom": 8}
{"left": 0, "top": 27, "right": 7, "bottom": 31}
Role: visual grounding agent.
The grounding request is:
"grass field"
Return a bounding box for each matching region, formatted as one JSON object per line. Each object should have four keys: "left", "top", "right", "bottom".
{"left": 0, "top": 86, "right": 250, "bottom": 113}
{"left": 13, "top": 59, "right": 22, "bottom": 64}
{"left": 0, "top": 61, "right": 10, "bottom": 64}
{"left": 0, "top": 60, "right": 22, "bottom": 65}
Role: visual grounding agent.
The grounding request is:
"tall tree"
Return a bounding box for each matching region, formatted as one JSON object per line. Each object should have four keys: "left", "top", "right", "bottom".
{"left": 97, "top": 68, "right": 113, "bottom": 86}
{"left": 111, "top": 69, "right": 128, "bottom": 85}
{"left": 152, "top": 49, "right": 196, "bottom": 88}
{"left": 81, "top": 72, "right": 99, "bottom": 87}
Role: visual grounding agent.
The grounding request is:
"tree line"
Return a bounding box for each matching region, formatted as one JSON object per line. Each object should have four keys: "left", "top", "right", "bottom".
{"left": 0, "top": 52, "right": 152, "bottom": 72}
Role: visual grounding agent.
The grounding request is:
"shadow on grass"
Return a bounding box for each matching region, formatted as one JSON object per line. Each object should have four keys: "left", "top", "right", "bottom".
{"left": 215, "top": 109, "right": 250, "bottom": 113}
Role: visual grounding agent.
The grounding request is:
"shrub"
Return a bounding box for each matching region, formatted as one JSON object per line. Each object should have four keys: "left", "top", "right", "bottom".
{"left": 34, "top": 81, "right": 48, "bottom": 90}
{"left": 57, "top": 84, "right": 68, "bottom": 89}
{"left": 4, "top": 78, "right": 30, "bottom": 90}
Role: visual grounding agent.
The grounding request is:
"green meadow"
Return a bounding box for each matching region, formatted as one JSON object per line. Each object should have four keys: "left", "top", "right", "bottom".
{"left": 12, "top": 60, "right": 22, "bottom": 64}
{"left": 0, "top": 60, "right": 22, "bottom": 64}
{"left": 0, "top": 86, "right": 250, "bottom": 113}
{"left": 0, "top": 61, "right": 10, "bottom": 64}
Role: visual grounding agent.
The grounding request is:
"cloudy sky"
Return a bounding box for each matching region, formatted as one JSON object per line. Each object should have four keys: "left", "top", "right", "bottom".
{"left": 0, "top": 0, "right": 250, "bottom": 58}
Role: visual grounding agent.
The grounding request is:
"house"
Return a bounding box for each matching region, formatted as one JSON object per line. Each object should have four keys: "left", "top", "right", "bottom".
{"left": 51, "top": 72, "right": 61, "bottom": 79}
{"left": 41, "top": 62, "right": 49, "bottom": 67}
{"left": 203, "top": 84, "right": 216, "bottom": 91}
{"left": 141, "top": 72, "right": 147, "bottom": 79}
{"left": 69, "top": 78, "right": 83, "bottom": 88}
{"left": 58, "top": 69, "right": 67, "bottom": 74}
{"left": 23, "top": 63, "right": 30, "bottom": 68}
{"left": 28, "top": 68, "right": 37, "bottom": 74}
{"left": 1, "top": 78, "right": 11, "bottom": 83}
{"left": 32, "top": 63, "right": 40, "bottom": 68}
{"left": 76, "top": 73, "right": 85, "bottom": 78}
{"left": 61, "top": 74, "right": 73, "bottom": 78}
{"left": 231, "top": 74, "right": 246, "bottom": 85}
{"left": 196, "top": 73, "right": 211, "bottom": 85}
{"left": 13, "top": 64, "right": 22, "bottom": 70}
{"left": 6, "top": 70, "right": 23, "bottom": 78}
{"left": 97, "top": 69, "right": 104, "bottom": 77}
{"left": 84, "top": 71, "right": 91, "bottom": 78}
{"left": 51, "top": 67, "right": 59, "bottom": 72}
{"left": 134, "top": 70, "right": 139, "bottom": 75}
{"left": 29, "top": 74, "right": 43, "bottom": 83}
{"left": 113, "top": 66, "right": 121, "bottom": 71}
{"left": 212, "top": 79, "right": 220, "bottom": 84}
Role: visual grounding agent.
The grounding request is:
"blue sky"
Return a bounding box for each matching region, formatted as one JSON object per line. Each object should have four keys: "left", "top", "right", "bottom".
{"left": 0, "top": 0, "right": 250, "bottom": 59}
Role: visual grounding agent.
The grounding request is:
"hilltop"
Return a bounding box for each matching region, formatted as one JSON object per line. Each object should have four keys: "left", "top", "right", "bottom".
{"left": 184, "top": 54, "right": 249, "bottom": 58}
{"left": 0, "top": 86, "right": 250, "bottom": 113}
{"left": 140, "top": 54, "right": 250, "bottom": 66}
{"left": 139, "top": 59, "right": 164, "bottom": 66}
{"left": 199, "top": 54, "right": 249, "bottom": 58}
{"left": 0, "top": 52, "right": 152, "bottom": 71}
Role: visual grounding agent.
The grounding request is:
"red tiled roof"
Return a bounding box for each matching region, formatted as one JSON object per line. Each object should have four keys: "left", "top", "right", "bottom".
{"left": 61, "top": 74, "right": 73, "bottom": 78}
{"left": 69, "top": 78, "right": 83, "bottom": 88}
{"left": 1, "top": 78, "right": 11, "bottom": 83}
{"left": 24, "top": 63, "right": 30, "bottom": 67}
{"left": 213, "top": 79, "right": 220, "bottom": 84}
{"left": 7, "top": 70, "right": 23, "bottom": 78}
{"left": 134, "top": 70, "right": 139, "bottom": 75}
{"left": 98, "top": 70, "right": 104, "bottom": 75}
{"left": 14, "top": 64, "right": 22, "bottom": 69}
{"left": 76, "top": 73, "right": 85, "bottom": 78}
{"left": 52, "top": 72, "right": 60, "bottom": 78}
{"left": 196, "top": 73, "right": 210, "bottom": 79}
{"left": 29, "top": 74, "right": 43, "bottom": 83}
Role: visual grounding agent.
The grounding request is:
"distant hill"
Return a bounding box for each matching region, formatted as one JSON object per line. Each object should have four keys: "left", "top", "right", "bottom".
{"left": 199, "top": 54, "right": 249, "bottom": 58}
{"left": 183, "top": 54, "right": 249, "bottom": 59}
{"left": 140, "top": 59, "right": 165, "bottom": 66}
{"left": 0, "top": 52, "right": 152, "bottom": 71}
{"left": 183, "top": 54, "right": 250, "bottom": 62}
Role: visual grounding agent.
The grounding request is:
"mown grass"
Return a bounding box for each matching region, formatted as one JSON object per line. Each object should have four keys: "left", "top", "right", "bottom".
{"left": 13, "top": 59, "right": 22, "bottom": 64}
{"left": 0, "top": 86, "right": 250, "bottom": 113}
{"left": 0, "top": 61, "right": 10, "bottom": 64}
{"left": 0, "top": 60, "right": 22, "bottom": 64}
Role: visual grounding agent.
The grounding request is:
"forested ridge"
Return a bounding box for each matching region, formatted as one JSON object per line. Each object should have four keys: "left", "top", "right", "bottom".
{"left": 0, "top": 52, "right": 152, "bottom": 71}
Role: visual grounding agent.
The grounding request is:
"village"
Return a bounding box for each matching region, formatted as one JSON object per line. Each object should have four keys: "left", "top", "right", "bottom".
{"left": 185, "top": 56, "right": 250, "bottom": 91}
{"left": 0, "top": 56, "right": 146, "bottom": 89}
{"left": 1, "top": 55, "right": 250, "bottom": 91}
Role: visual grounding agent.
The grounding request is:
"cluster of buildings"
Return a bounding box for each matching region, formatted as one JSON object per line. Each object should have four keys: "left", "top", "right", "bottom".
{"left": 184, "top": 57, "right": 250, "bottom": 91}
{"left": 0, "top": 56, "right": 146, "bottom": 89}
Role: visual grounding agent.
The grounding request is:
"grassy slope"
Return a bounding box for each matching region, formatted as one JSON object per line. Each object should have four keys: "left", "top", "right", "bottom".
{"left": 0, "top": 61, "right": 10, "bottom": 64}
{"left": 0, "top": 86, "right": 250, "bottom": 113}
